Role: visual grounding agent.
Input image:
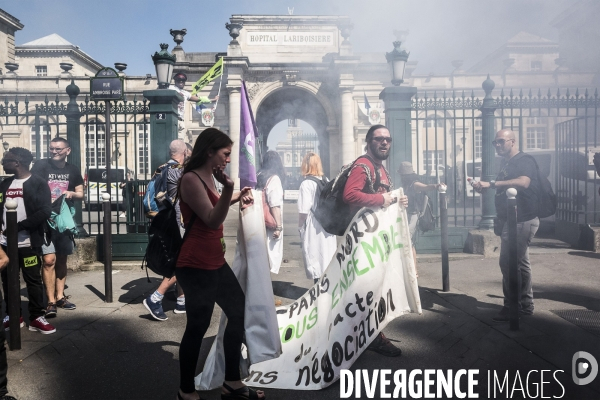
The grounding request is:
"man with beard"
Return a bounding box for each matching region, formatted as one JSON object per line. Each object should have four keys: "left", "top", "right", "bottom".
{"left": 342, "top": 124, "right": 408, "bottom": 357}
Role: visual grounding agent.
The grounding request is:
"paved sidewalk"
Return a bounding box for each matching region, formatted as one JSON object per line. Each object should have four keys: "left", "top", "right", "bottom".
{"left": 2, "top": 249, "right": 598, "bottom": 399}
{"left": 2, "top": 206, "right": 599, "bottom": 399}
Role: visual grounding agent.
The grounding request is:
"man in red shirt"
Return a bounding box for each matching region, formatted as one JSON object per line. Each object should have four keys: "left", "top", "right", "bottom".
{"left": 342, "top": 124, "right": 408, "bottom": 357}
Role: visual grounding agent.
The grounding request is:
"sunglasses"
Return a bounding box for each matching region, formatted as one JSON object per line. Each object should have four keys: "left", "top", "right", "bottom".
{"left": 492, "top": 139, "right": 514, "bottom": 146}
{"left": 49, "top": 147, "right": 67, "bottom": 152}
{"left": 372, "top": 136, "right": 393, "bottom": 144}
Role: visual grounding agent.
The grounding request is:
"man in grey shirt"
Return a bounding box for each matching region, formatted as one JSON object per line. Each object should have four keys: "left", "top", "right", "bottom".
{"left": 143, "top": 140, "right": 190, "bottom": 321}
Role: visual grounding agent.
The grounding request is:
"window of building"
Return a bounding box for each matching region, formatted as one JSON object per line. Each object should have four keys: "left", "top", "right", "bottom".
{"left": 30, "top": 123, "right": 51, "bottom": 158}
{"left": 424, "top": 118, "right": 444, "bottom": 128}
{"left": 137, "top": 121, "right": 150, "bottom": 175}
{"left": 474, "top": 129, "right": 482, "bottom": 159}
{"left": 35, "top": 66, "right": 47, "bottom": 77}
{"left": 423, "top": 150, "right": 444, "bottom": 173}
{"left": 530, "top": 61, "right": 542, "bottom": 72}
{"left": 526, "top": 127, "right": 547, "bottom": 149}
{"left": 526, "top": 116, "right": 543, "bottom": 125}
{"left": 86, "top": 122, "right": 106, "bottom": 167}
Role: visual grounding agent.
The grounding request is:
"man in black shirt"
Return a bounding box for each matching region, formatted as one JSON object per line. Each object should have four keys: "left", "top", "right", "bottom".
{"left": 473, "top": 129, "right": 539, "bottom": 322}
{"left": 31, "top": 137, "right": 84, "bottom": 317}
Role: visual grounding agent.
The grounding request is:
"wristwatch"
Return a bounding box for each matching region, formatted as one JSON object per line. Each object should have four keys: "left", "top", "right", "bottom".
{"left": 490, "top": 180, "right": 496, "bottom": 189}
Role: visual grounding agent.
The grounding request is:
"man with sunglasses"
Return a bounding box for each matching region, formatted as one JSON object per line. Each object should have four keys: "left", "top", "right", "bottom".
{"left": 342, "top": 124, "right": 409, "bottom": 357}
{"left": 472, "top": 129, "right": 540, "bottom": 322}
{"left": 0, "top": 147, "right": 55, "bottom": 334}
{"left": 31, "top": 137, "right": 84, "bottom": 317}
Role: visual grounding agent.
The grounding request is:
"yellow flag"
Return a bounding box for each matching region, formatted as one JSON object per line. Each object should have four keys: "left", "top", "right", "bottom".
{"left": 191, "top": 58, "right": 224, "bottom": 95}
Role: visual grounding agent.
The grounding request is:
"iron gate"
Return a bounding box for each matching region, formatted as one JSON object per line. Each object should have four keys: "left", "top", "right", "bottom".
{"left": 410, "top": 79, "right": 600, "bottom": 251}
{"left": 0, "top": 82, "right": 152, "bottom": 258}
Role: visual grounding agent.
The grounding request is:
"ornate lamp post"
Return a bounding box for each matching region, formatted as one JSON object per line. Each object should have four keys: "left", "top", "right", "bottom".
{"left": 2, "top": 141, "right": 9, "bottom": 153}
{"left": 385, "top": 41, "right": 410, "bottom": 86}
{"left": 151, "top": 44, "right": 176, "bottom": 89}
{"left": 144, "top": 44, "right": 181, "bottom": 173}
{"left": 380, "top": 41, "right": 417, "bottom": 177}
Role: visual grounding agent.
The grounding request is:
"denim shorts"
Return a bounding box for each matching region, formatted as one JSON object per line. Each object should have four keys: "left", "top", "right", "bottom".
{"left": 42, "top": 230, "right": 74, "bottom": 256}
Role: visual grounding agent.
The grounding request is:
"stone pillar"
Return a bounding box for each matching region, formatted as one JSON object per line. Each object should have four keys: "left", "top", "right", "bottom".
{"left": 142, "top": 89, "right": 181, "bottom": 172}
{"left": 64, "top": 80, "right": 86, "bottom": 237}
{"left": 227, "top": 85, "right": 241, "bottom": 189}
{"left": 340, "top": 80, "right": 355, "bottom": 165}
{"left": 379, "top": 86, "right": 417, "bottom": 177}
{"left": 479, "top": 75, "right": 497, "bottom": 230}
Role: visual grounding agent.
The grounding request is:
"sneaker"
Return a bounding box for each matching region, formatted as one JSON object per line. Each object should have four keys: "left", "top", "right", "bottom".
{"left": 367, "top": 333, "right": 402, "bottom": 357}
{"left": 174, "top": 302, "right": 186, "bottom": 314}
{"left": 45, "top": 302, "right": 57, "bottom": 318}
{"left": 492, "top": 307, "right": 521, "bottom": 322}
{"left": 520, "top": 307, "right": 534, "bottom": 316}
{"left": 2, "top": 315, "right": 25, "bottom": 332}
{"left": 29, "top": 316, "right": 56, "bottom": 334}
{"left": 56, "top": 296, "right": 76, "bottom": 310}
{"left": 143, "top": 296, "right": 168, "bottom": 321}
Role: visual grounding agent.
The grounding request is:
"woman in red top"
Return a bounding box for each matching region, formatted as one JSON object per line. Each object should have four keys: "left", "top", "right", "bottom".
{"left": 175, "top": 128, "right": 262, "bottom": 400}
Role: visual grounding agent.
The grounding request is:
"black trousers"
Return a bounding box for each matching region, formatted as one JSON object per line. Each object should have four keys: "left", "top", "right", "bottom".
{"left": 175, "top": 264, "right": 245, "bottom": 393}
{"left": 1, "top": 246, "right": 45, "bottom": 321}
{"left": 0, "top": 286, "right": 8, "bottom": 397}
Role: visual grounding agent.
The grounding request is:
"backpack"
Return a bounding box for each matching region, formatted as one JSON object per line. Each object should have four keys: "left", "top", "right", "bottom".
{"left": 512, "top": 153, "right": 557, "bottom": 218}
{"left": 141, "top": 200, "right": 195, "bottom": 280}
{"left": 304, "top": 176, "right": 327, "bottom": 211}
{"left": 313, "top": 155, "right": 384, "bottom": 236}
{"left": 143, "top": 160, "right": 179, "bottom": 218}
{"left": 47, "top": 194, "right": 77, "bottom": 246}
{"left": 416, "top": 193, "right": 435, "bottom": 233}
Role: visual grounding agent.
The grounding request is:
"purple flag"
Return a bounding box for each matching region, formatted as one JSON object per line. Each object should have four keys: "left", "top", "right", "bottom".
{"left": 239, "top": 81, "right": 257, "bottom": 189}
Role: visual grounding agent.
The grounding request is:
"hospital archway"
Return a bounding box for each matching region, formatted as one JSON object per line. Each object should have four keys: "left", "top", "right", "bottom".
{"left": 256, "top": 86, "right": 332, "bottom": 177}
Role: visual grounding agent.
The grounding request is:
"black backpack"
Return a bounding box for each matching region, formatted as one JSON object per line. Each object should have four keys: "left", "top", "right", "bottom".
{"left": 304, "top": 176, "right": 327, "bottom": 211}
{"left": 141, "top": 200, "right": 195, "bottom": 280}
{"left": 313, "top": 155, "right": 383, "bottom": 236}
{"left": 513, "top": 153, "right": 557, "bottom": 218}
{"left": 416, "top": 193, "right": 436, "bottom": 233}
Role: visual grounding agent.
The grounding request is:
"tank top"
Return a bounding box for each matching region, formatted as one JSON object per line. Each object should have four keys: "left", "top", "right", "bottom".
{"left": 176, "top": 173, "right": 226, "bottom": 269}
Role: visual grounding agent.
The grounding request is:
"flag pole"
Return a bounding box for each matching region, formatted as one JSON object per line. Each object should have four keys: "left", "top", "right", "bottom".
{"left": 213, "top": 57, "right": 224, "bottom": 111}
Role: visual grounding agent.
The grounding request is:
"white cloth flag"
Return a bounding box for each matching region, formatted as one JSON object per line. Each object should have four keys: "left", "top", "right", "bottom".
{"left": 195, "top": 190, "right": 282, "bottom": 390}
{"left": 243, "top": 188, "right": 421, "bottom": 390}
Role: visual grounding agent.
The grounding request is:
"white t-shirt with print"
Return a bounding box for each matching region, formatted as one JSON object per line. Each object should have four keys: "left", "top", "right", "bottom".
{"left": 1, "top": 177, "right": 31, "bottom": 248}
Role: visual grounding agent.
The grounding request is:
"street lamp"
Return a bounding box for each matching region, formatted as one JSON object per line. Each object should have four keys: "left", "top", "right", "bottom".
{"left": 2, "top": 142, "right": 9, "bottom": 153}
{"left": 151, "top": 43, "right": 176, "bottom": 89}
{"left": 385, "top": 41, "right": 410, "bottom": 86}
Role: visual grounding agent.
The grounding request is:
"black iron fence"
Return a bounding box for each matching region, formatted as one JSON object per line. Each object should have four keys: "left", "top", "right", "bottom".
{"left": 0, "top": 84, "right": 152, "bottom": 238}
{"left": 411, "top": 78, "right": 600, "bottom": 246}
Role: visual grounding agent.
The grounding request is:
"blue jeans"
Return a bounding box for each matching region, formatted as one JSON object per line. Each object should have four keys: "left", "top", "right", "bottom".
{"left": 499, "top": 217, "right": 539, "bottom": 312}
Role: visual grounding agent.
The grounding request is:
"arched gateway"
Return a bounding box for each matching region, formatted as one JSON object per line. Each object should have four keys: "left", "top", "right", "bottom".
{"left": 171, "top": 15, "right": 392, "bottom": 183}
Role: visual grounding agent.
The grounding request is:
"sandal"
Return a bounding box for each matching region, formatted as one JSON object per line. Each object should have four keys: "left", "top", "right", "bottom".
{"left": 221, "top": 382, "right": 265, "bottom": 400}
{"left": 177, "top": 390, "right": 204, "bottom": 400}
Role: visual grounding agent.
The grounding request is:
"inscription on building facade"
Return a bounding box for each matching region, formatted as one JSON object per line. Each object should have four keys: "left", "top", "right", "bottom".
{"left": 247, "top": 31, "right": 335, "bottom": 46}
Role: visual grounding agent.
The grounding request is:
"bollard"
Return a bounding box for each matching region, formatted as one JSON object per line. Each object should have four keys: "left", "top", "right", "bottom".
{"left": 5, "top": 199, "right": 20, "bottom": 350}
{"left": 506, "top": 188, "right": 519, "bottom": 331}
{"left": 102, "top": 192, "right": 113, "bottom": 303}
{"left": 438, "top": 184, "right": 450, "bottom": 292}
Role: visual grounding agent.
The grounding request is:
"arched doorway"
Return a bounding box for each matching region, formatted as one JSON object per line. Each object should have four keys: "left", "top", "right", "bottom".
{"left": 256, "top": 87, "right": 330, "bottom": 177}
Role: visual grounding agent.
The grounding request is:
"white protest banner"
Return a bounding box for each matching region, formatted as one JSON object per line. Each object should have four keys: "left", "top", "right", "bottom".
{"left": 243, "top": 188, "right": 421, "bottom": 390}
{"left": 195, "top": 191, "right": 282, "bottom": 390}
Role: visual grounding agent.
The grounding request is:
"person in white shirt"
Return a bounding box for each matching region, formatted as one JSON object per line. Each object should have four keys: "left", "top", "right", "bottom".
{"left": 297, "top": 153, "right": 337, "bottom": 283}
{"left": 256, "top": 151, "right": 285, "bottom": 273}
{"left": 169, "top": 73, "right": 218, "bottom": 136}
